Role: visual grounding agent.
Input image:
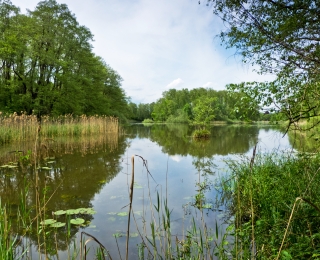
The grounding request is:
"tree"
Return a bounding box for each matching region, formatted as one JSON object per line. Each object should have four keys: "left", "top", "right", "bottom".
{"left": 193, "top": 97, "right": 216, "bottom": 125}
{"left": 206, "top": 0, "right": 320, "bottom": 126}
{"left": 0, "top": 0, "right": 127, "bottom": 119}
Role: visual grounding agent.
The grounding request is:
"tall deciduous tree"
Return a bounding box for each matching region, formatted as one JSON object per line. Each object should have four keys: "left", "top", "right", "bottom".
{"left": 206, "top": 0, "right": 320, "bottom": 126}
{"left": 0, "top": 0, "right": 128, "bottom": 119}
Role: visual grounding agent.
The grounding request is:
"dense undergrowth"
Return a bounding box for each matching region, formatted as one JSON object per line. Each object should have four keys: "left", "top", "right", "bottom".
{"left": 221, "top": 151, "right": 320, "bottom": 259}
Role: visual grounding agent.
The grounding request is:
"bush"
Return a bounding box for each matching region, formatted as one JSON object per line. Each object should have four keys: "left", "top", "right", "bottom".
{"left": 166, "top": 111, "right": 190, "bottom": 124}
{"left": 142, "top": 118, "right": 154, "bottom": 124}
{"left": 192, "top": 128, "right": 210, "bottom": 139}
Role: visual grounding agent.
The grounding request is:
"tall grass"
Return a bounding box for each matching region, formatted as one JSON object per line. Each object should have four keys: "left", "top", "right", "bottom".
{"left": 220, "top": 151, "right": 320, "bottom": 259}
{"left": 0, "top": 113, "right": 119, "bottom": 145}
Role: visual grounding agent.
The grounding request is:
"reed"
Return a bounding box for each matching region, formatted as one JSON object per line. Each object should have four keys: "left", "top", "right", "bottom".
{"left": 220, "top": 151, "right": 320, "bottom": 259}
{"left": 125, "top": 155, "right": 217, "bottom": 260}
{"left": 0, "top": 113, "right": 119, "bottom": 145}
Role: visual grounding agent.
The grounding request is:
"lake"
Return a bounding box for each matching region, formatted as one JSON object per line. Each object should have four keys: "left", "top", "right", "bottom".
{"left": 0, "top": 124, "right": 296, "bottom": 259}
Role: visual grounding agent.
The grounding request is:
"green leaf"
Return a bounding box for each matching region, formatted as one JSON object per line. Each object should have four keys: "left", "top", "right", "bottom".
{"left": 40, "top": 219, "right": 56, "bottom": 225}
{"left": 113, "top": 232, "right": 124, "bottom": 238}
{"left": 70, "top": 218, "right": 85, "bottom": 225}
{"left": 85, "top": 208, "right": 96, "bottom": 215}
{"left": 50, "top": 222, "right": 66, "bottom": 228}
{"left": 117, "top": 212, "right": 128, "bottom": 217}
{"left": 66, "top": 209, "right": 81, "bottom": 215}
{"left": 54, "top": 210, "right": 66, "bottom": 216}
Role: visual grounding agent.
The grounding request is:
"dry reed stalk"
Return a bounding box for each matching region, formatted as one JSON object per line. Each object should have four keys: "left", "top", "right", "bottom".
{"left": 249, "top": 144, "right": 257, "bottom": 260}
{"left": 80, "top": 232, "right": 112, "bottom": 260}
{"left": 126, "top": 155, "right": 135, "bottom": 260}
{"left": 276, "top": 197, "right": 320, "bottom": 260}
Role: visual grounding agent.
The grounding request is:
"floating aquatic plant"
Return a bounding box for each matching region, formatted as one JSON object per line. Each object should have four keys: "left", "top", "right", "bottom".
{"left": 70, "top": 218, "right": 85, "bottom": 225}
{"left": 40, "top": 219, "right": 56, "bottom": 225}
{"left": 50, "top": 222, "right": 66, "bottom": 228}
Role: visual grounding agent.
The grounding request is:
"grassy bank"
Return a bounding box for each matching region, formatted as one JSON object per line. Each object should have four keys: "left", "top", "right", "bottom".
{"left": 220, "top": 151, "right": 320, "bottom": 259}
{"left": 0, "top": 113, "right": 119, "bottom": 145}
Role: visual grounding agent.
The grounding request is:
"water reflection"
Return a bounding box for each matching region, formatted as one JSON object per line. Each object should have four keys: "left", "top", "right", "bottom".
{"left": 288, "top": 129, "right": 320, "bottom": 152}
{"left": 0, "top": 134, "right": 127, "bottom": 254}
{"left": 126, "top": 124, "right": 276, "bottom": 156}
{"left": 0, "top": 124, "right": 291, "bottom": 259}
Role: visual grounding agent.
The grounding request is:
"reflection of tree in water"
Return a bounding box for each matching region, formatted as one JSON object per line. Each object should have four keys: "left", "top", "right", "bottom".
{"left": 126, "top": 124, "right": 262, "bottom": 156}
{"left": 0, "top": 134, "right": 127, "bottom": 252}
{"left": 192, "top": 156, "right": 215, "bottom": 176}
{"left": 288, "top": 129, "right": 320, "bottom": 152}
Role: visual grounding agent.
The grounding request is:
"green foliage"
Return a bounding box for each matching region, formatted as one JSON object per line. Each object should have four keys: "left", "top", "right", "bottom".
{"left": 208, "top": 0, "right": 320, "bottom": 126}
{"left": 150, "top": 88, "right": 260, "bottom": 123}
{"left": 142, "top": 118, "right": 154, "bottom": 124}
{"left": 166, "top": 109, "right": 189, "bottom": 124}
{"left": 0, "top": 0, "right": 128, "bottom": 119}
{"left": 0, "top": 201, "right": 20, "bottom": 259}
{"left": 193, "top": 97, "right": 216, "bottom": 125}
{"left": 128, "top": 102, "right": 154, "bottom": 121}
{"left": 220, "top": 152, "right": 320, "bottom": 259}
{"left": 192, "top": 128, "right": 210, "bottom": 139}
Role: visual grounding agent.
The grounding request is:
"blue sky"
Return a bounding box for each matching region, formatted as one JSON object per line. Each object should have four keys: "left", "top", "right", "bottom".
{"left": 12, "top": 0, "right": 274, "bottom": 103}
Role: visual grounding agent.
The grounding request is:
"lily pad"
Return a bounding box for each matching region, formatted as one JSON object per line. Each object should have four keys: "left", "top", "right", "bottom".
{"left": 66, "top": 209, "right": 80, "bottom": 215}
{"left": 113, "top": 231, "right": 125, "bottom": 238}
{"left": 130, "top": 232, "right": 139, "bottom": 238}
{"left": 108, "top": 217, "right": 116, "bottom": 222}
{"left": 77, "top": 208, "right": 88, "bottom": 214}
{"left": 70, "top": 218, "right": 85, "bottom": 225}
{"left": 54, "top": 210, "right": 66, "bottom": 216}
{"left": 85, "top": 208, "right": 96, "bottom": 215}
{"left": 107, "top": 212, "right": 117, "bottom": 215}
{"left": 117, "top": 212, "right": 128, "bottom": 217}
{"left": 50, "top": 222, "right": 66, "bottom": 228}
{"left": 40, "top": 219, "right": 56, "bottom": 225}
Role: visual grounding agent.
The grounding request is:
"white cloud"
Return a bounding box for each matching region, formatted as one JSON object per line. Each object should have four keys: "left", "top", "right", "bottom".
{"left": 202, "top": 82, "right": 212, "bottom": 88}
{"left": 170, "top": 155, "right": 183, "bottom": 162}
{"left": 166, "top": 78, "right": 184, "bottom": 89}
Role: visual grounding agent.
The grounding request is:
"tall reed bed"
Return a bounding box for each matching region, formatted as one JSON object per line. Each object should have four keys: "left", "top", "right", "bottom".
{"left": 0, "top": 113, "right": 119, "bottom": 144}
{"left": 220, "top": 151, "right": 320, "bottom": 259}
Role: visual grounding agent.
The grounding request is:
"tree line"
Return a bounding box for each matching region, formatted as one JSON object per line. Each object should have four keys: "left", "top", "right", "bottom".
{"left": 0, "top": 0, "right": 128, "bottom": 120}
{"left": 129, "top": 87, "right": 274, "bottom": 123}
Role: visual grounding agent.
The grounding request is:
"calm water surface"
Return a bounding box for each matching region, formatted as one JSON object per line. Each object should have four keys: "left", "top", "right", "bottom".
{"left": 0, "top": 124, "right": 294, "bottom": 259}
